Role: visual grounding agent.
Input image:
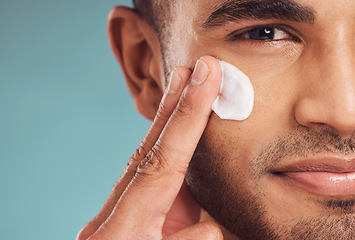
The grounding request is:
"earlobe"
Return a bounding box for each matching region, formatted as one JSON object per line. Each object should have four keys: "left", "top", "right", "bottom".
{"left": 108, "top": 6, "right": 164, "bottom": 121}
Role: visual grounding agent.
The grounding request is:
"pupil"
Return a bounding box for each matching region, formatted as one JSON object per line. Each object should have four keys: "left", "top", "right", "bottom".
{"left": 249, "top": 27, "right": 275, "bottom": 40}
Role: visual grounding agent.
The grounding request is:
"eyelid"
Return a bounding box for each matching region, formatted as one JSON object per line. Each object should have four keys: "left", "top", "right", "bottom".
{"left": 226, "top": 24, "right": 302, "bottom": 42}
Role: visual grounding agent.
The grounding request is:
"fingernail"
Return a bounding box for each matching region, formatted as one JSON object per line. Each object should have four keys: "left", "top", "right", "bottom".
{"left": 167, "top": 69, "right": 181, "bottom": 95}
{"left": 190, "top": 58, "right": 209, "bottom": 85}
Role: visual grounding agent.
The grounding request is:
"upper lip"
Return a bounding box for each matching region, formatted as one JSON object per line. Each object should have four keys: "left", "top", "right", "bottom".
{"left": 271, "top": 156, "right": 355, "bottom": 174}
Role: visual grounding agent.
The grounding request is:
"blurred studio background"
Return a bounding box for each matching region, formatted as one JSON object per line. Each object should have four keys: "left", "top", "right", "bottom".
{"left": 0, "top": 1, "right": 151, "bottom": 239}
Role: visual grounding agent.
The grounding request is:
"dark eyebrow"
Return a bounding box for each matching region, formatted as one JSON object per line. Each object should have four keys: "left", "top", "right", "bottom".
{"left": 202, "top": 0, "right": 315, "bottom": 28}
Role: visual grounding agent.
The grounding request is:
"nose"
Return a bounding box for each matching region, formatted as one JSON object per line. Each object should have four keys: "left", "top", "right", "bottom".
{"left": 294, "top": 40, "right": 355, "bottom": 138}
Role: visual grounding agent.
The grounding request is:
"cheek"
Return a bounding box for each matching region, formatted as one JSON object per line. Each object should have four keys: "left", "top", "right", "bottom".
{"left": 205, "top": 73, "right": 301, "bottom": 155}
{"left": 191, "top": 58, "right": 305, "bottom": 179}
{"left": 186, "top": 36, "right": 306, "bottom": 158}
{"left": 190, "top": 39, "right": 304, "bottom": 127}
{"left": 228, "top": 42, "right": 303, "bottom": 78}
{"left": 185, "top": 117, "right": 271, "bottom": 236}
{"left": 195, "top": 114, "right": 265, "bottom": 183}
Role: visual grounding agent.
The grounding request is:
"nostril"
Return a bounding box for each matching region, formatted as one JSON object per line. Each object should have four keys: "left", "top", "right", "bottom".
{"left": 295, "top": 101, "right": 355, "bottom": 138}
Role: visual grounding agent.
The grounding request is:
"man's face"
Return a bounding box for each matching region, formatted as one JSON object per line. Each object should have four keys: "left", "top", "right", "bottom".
{"left": 161, "top": 0, "right": 355, "bottom": 239}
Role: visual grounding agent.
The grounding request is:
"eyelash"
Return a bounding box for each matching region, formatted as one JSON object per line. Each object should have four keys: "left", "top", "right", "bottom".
{"left": 227, "top": 24, "right": 301, "bottom": 43}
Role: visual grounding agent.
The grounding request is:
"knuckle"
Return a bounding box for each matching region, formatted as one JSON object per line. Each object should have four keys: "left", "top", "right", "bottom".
{"left": 128, "top": 144, "right": 150, "bottom": 169}
{"left": 133, "top": 141, "right": 188, "bottom": 186}
{"left": 135, "top": 147, "right": 172, "bottom": 183}
{"left": 124, "top": 145, "right": 152, "bottom": 180}
{"left": 154, "top": 141, "right": 188, "bottom": 176}
{"left": 156, "top": 100, "right": 172, "bottom": 120}
{"left": 130, "top": 145, "right": 147, "bottom": 162}
{"left": 174, "top": 94, "right": 194, "bottom": 119}
{"left": 156, "top": 140, "right": 190, "bottom": 176}
{"left": 128, "top": 149, "right": 141, "bottom": 169}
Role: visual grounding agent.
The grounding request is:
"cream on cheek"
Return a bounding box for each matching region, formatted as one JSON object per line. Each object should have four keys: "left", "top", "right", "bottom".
{"left": 212, "top": 60, "right": 254, "bottom": 121}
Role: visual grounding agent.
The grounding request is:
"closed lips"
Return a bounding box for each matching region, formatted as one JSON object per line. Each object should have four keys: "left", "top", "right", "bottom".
{"left": 272, "top": 157, "right": 355, "bottom": 197}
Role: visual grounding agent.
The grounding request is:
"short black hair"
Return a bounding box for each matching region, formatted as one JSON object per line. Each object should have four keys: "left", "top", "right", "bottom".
{"left": 132, "top": 0, "right": 153, "bottom": 25}
{"left": 133, "top": 0, "right": 165, "bottom": 34}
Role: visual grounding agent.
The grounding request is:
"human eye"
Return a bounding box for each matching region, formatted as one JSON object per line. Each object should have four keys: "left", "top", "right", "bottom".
{"left": 227, "top": 25, "right": 300, "bottom": 42}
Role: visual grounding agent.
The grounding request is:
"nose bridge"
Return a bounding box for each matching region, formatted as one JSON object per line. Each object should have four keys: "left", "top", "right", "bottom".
{"left": 295, "top": 35, "right": 355, "bottom": 137}
{"left": 320, "top": 37, "right": 355, "bottom": 112}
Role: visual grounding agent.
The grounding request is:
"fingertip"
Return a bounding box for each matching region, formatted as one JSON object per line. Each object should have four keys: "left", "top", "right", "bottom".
{"left": 191, "top": 56, "right": 222, "bottom": 93}
{"left": 167, "top": 69, "right": 183, "bottom": 95}
{"left": 166, "top": 66, "right": 192, "bottom": 95}
{"left": 182, "top": 56, "right": 222, "bottom": 110}
{"left": 199, "top": 56, "right": 222, "bottom": 80}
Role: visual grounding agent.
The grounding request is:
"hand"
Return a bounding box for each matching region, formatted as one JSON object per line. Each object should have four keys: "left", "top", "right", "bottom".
{"left": 76, "top": 56, "right": 223, "bottom": 240}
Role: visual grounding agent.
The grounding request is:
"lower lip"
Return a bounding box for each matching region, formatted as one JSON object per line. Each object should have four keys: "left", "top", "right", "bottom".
{"left": 283, "top": 172, "right": 355, "bottom": 196}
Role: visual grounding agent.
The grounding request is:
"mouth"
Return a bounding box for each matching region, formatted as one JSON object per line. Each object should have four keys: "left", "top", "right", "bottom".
{"left": 271, "top": 156, "right": 355, "bottom": 197}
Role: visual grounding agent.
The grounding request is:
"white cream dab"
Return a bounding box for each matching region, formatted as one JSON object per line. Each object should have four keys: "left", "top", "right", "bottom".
{"left": 212, "top": 60, "right": 254, "bottom": 121}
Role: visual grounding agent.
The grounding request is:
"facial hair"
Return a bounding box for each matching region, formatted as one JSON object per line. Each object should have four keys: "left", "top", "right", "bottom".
{"left": 185, "top": 124, "right": 355, "bottom": 240}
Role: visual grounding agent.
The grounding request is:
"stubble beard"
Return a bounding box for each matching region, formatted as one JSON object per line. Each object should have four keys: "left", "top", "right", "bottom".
{"left": 185, "top": 125, "right": 355, "bottom": 240}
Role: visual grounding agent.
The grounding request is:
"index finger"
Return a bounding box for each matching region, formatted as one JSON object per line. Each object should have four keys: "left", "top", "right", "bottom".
{"left": 97, "top": 56, "right": 222, "bottom": 237}
{"left": 76, "top": 67, "right": 192, "bottom": 240}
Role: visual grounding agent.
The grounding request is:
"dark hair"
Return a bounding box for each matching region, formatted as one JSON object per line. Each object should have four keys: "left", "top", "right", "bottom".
{"left": 132, "top": 0, "right": 159, "bottom": 32}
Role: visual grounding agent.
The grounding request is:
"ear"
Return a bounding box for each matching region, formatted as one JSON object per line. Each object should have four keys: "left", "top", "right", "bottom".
{"left": 108, "top": 6, "right": 164, "bottom": 121}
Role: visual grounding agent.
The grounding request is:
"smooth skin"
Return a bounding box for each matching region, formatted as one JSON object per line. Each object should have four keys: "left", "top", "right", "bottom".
{"left": 78, "top": 1, "right": 355, "bottom": 239}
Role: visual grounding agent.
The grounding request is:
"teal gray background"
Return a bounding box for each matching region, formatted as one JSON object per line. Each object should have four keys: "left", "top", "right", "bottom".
{"left": 0, "top": 1, "right": 151, "bottom": 239}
